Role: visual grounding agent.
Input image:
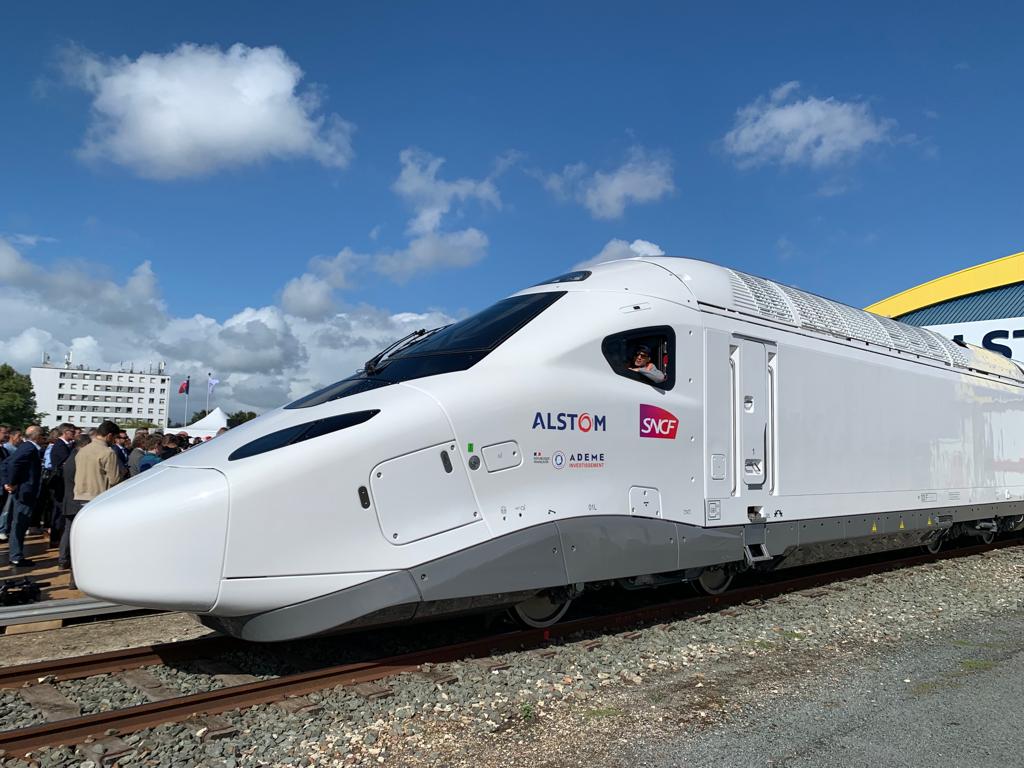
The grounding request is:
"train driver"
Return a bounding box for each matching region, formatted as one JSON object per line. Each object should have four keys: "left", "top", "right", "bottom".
{"left": 628, "top": 345, "right": 666, "bottom": 384}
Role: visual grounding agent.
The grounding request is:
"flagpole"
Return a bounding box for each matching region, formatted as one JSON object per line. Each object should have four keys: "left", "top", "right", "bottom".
{"left": 184, "top": 376, "right": 190, "bottom": 427}
{"left": 206, "top": 371, "right": 211, "bottom": 414}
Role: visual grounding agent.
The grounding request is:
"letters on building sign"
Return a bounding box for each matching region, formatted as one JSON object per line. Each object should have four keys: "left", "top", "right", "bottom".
{"left": 952, "top": 330, "right": 1024, "bottom": 359}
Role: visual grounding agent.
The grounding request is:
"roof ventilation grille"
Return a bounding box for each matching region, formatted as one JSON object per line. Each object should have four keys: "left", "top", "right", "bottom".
{"left": 736, "top": 273, "right": 796, "bottom": 324}
{"left": 774, "top": 283, "right": 846, "bottom": 336}
{"left": 726, "top": 269, "right": 760, "bottom": 314}
{"left": 831, "top": 303, "right": 894, "bottom": 347}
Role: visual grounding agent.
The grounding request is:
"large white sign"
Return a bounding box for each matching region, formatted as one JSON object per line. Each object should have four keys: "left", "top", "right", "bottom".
{"left": 926, "top": 318, "right": 1024, "bottom": 360}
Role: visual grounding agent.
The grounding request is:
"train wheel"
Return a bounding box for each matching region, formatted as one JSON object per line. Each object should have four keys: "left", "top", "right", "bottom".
{"left": 512, "top": 593, "right": 572, "bottom": 628}
{"left": 980, "top": 530, "right": 996, "bottom": 545}
{"left": 924, "top": 534, "right": 943, "bottom": 554}
{"left": 695, "top": 566, "right": 733, "bottom": 595}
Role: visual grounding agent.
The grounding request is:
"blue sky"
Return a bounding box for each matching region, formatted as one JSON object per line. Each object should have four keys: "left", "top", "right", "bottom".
{"left": 2, "top": 2, "right": 1022, "bottom": 413}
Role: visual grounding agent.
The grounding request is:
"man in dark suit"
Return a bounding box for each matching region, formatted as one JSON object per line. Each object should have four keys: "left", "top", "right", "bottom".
{"left": 46, "top": 423, "right": 77, "bottom": 547}
{"left": 3, "top": 425, "right": 45, "bottom": 567}
{"left": 0, "top": 428, "right": 23, "bottom": 543}
{"left": 58, "top": 434, "right": 92, "bottom": 575}
{"left": 113, "top": 430, "right": 131, "bottom": 480}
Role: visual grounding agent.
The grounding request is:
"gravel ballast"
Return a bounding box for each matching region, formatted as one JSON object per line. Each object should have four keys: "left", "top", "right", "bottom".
{"left": 3, "top": 545, "right": 1024, "bottom": 767}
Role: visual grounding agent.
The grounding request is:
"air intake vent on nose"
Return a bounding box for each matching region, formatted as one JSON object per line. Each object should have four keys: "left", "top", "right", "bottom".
{"left": 229, "top": 410, "right": 380, "bottom": 461}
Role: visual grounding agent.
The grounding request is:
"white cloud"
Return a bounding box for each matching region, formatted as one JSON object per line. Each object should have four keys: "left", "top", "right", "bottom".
{"left": 816, "top": 180, "right": 849, "bottom": 197}
{"left": 63, "top": 43, "right": 354, "bottom": 179}
{"left": 0, "top": 238, "right": 454, "bottom": 419}
{"left": 271, "top": 148, "right": 502, "bottom": 323}
{"left": 545, "top": 147, "right": 674, "bottom": 219}
{"left": 352, "top": 148, "right": 500, "bottom": 280}
{"left": 6, "top": 328, "right": 54, "bottom": 367}
{"left": 776, "top": 236, "right": 796, "bottom": 261}
{"left": 8, "top": 233, "right": 57, "bottom": 247}
{"left": 393, "top": 148, "right": 500, "bottom": 236}
{"left": 573, "top": 238, "right": 665, "bottom": 270}
{"left": 280, "top": 273, "right": 335, "bottom": 320}
{"left": 375, "top": 229, "right": 488, "bottom": 282}
{"left": 723, "top": 81, "right": 893, "bottom": 169}
{"left": 310, "top": 246, "right": 366, "bottom": 290}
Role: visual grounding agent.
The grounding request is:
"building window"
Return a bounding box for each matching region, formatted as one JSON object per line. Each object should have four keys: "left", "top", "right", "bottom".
{"left": 58, "top": 383, "right": 65, "bottom": 389}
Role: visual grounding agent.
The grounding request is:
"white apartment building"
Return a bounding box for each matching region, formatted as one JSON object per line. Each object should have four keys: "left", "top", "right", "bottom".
{"left": 30, "top": 366, "right": 172, "bottom": 429}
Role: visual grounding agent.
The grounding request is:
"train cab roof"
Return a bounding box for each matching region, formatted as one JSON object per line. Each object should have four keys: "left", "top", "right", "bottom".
{"left": 529, "top": 256, "right": 1024, "bottom": 385}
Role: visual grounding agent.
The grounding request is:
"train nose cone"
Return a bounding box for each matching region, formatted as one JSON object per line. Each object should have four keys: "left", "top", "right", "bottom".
{"left": 71, "top": 466, "right": 229, "bottom": 612}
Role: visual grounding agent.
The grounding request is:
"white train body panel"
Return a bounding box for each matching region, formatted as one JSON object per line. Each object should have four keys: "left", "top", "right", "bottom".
{"left": 71, "top": 257, "right": 1024, "bottom": 640}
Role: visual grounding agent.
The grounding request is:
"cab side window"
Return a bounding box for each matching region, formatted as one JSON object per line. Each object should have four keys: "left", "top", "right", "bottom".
{"left": 601, "top": 326, "right": 675, "bottom": 390}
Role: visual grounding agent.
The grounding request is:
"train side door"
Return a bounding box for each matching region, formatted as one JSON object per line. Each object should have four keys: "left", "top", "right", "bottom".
{"left": 735, "top": 338, "right": 771, "bottom": 505}
{"left": 705, "top": 331, "right": 777, "bottom": 529}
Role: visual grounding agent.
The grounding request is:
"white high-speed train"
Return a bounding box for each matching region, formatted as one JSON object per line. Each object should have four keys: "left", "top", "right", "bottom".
{"left": 72, "top": 257, "right": 1024, "bottom": 641}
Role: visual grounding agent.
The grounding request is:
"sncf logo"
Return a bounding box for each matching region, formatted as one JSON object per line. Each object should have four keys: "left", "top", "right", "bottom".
{"left": 640, "top": 404, "right": 679, "bottom": 439}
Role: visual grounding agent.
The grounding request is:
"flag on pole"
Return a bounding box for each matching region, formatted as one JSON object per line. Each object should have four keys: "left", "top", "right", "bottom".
{"left": 208, "top": 377, "right": 220, "bottom": 393}
{"left": 178, "top": 378, "right": 190, "bottom": 394}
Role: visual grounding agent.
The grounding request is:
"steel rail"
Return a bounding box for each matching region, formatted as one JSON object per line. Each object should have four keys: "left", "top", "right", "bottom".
{"left": 0, "top": 597, "right": 148, "bottom": 628}
{"left": 2, "top": 538, "right": 1020, "bottom": 756}
{"left": 0, "top": 635, "right": 241, "bottom": 689}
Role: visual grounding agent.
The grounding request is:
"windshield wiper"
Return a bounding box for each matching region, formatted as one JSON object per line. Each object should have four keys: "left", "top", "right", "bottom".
{"left": 363, "top": 326, "right": 446, "bottom": 375}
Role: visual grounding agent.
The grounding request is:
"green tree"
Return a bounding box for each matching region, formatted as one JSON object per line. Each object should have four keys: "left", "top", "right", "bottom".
{"left": 120, "top": 419, "right": 158, "bottom": 429}
{"left": 227, "top": 410, "right": 258, "bottom": 427}
{"left": 0, "top": 364, "right": 43, "bottom": 427}
{"left": 189, "top": 409, "right": 209, "bottom": 423}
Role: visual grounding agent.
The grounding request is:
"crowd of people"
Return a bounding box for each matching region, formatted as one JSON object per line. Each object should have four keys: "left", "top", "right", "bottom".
{"left": 0, "top": 421, "right": 229, "bottom": 580}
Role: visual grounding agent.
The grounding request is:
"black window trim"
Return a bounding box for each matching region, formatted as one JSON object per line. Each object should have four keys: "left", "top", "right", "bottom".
{"left": 601, "top": 325, "right": 676, "bottom": 391}
{"left": 229, "top": 410, "right": 380, "bottom": 461}
{"left": 286, "top": 291, "right": 565, "bottom": 409}
{"left": 532, "top": 270, "right": 591, "bottom": 287}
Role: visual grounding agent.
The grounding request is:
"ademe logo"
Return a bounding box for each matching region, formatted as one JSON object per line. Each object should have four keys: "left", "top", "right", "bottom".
{"left": 639, "top": 404, "right": 679, "bottom": 439}
{"left": 532, "top": 411, "right": 607, "bottom": 432}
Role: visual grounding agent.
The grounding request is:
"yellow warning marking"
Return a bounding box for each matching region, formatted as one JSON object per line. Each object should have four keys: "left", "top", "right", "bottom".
{"left": 871, "top": 520, "right": 878, "bottom": 533}
{"left": 899, "top": 519, "right": 905, "bottom": 530}
{"left": 927, "top": 517, "right": 933, "bottom": 526}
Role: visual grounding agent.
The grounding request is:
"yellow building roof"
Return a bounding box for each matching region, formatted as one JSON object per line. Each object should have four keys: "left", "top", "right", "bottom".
{"left": 866, "top": 251, "right": 1024, "bottom": 318}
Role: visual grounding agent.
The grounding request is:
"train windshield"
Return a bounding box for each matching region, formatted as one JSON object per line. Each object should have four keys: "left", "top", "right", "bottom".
{"left": 286, "top": 291, "right": 564, "bottom": 408}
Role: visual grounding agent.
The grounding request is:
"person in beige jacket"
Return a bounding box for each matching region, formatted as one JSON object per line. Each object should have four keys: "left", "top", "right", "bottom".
{"left": 74, "top": 421, "right": 122, "bottom": 503}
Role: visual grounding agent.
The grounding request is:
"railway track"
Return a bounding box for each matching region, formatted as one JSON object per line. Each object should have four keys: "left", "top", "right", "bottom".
{"left": 2, "top": 537, "right": 1019, "bottom": 757}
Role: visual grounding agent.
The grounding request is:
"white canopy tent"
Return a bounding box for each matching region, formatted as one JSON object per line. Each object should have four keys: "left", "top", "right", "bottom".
{"left": 182, "top": 406, "right": 229, "bottom": 439}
